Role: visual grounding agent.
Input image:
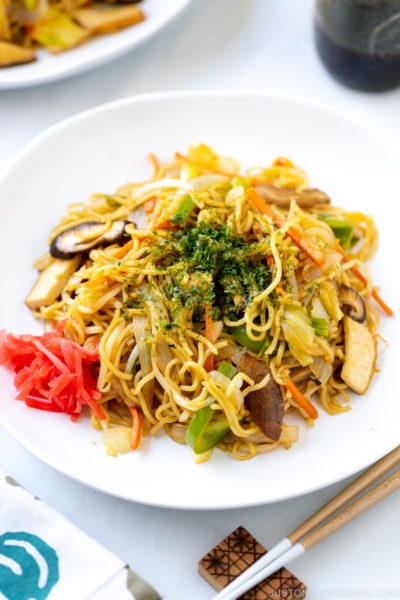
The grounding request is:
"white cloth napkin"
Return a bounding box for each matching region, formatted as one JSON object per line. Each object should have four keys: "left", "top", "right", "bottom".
{"left": 0, "top": 472, "right": 160, "bottom": 600}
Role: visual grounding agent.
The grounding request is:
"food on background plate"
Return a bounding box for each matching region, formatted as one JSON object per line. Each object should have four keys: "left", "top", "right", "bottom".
{"left": 0, "top": 144, "right": 393, "bottom": 463}
{"left": 0, "top": 0, "right": 144, "bottom": 67}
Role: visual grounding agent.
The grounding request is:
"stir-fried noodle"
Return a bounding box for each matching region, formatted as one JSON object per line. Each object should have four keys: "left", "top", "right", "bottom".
{"left": 1, "top": 144, "right": 389, "bottom": 463}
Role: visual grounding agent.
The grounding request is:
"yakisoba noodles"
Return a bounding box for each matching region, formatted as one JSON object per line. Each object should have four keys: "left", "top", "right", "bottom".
{"left": 0, "top": 144, "right": 392, "bottom": 463}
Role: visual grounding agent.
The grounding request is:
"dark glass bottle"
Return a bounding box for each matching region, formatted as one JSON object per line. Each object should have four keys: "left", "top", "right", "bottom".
{"left": 315, "top": 0, "right": 400, "bottom": 91}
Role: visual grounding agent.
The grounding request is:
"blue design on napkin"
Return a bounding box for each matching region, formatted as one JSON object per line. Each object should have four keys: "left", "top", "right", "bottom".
{"left": 0, "top": 532, "right": 59, "bottom": 600}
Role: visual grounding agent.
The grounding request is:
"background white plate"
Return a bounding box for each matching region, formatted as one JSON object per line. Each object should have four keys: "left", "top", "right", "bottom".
{"left": 0, "top": 91, "right": 398, "bottom": 510}
{"left": 0, "top": 0, "right": 191, "bottom": 89}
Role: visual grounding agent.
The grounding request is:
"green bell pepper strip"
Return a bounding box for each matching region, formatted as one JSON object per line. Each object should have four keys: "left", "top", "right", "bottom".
{"left": 228, "top": 313, "right": 268, "bottom": 355}
{"left": 217, "top": 360, "right": 237, "bottom": 379}
{"left": 185, "top": 361, "right": 237, "bottom": 454}
{"left": 170, "top": 194, "right": 197, "bottom": 225}
{"left": 317, "top": 214, "right": 353, "bottom": 250}
{"left": 231, "top": 175, "right": 251, "bottom": 189}
{"left": 191, "top": 415, "right": 233, "bottom": 454}
{"left": 23, "top": 0, "right": 37, "bottom": 9}
{"left": 311, "top": 317, "right": 329, "bottom": 338}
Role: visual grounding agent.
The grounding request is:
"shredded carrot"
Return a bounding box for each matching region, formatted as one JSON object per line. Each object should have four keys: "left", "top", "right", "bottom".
{"left": 84, "top": 276, "right": 112, "bottom": 288}
{"left": 175, "top": 152, "right": 271, "bottom": 184}
{"left": 129, "top": 406, "right": 142, "bottom": 449}
{"left": 203, "top": 306, "right": 215, "bottom": 372}
{"left": 335, "top": 241, "right": 393, "bottom": 316}
{"left": 284, "top": 379, "right": 318, "bottom": 420}
{"left": 248, "top": 186, "right": 286, "bottom": 225}
{"left": 285, "top": 227, "right": 326, "bottom": 268}
{"left": 247, "top": 187, "right": 326, "bottom": 269}
{"left": 266, "top": 254, "right": 276, "bottom": 269}
{"left": 249, "top": 177, "right": 274, "bottom": 185}
{"left": 144, "top": 197, "right": 156, "bottom": 214}
{"left": 148, "top": 153, "right": 160, "bottom": 178}
{"left": 154, "top": 219, "right": 173, "bottom": 230}
{"left": 175, "top": 152, "right": 238, "bottom": 179}
{"left": 113, "top": 240, "right": 133, "bottom": 260}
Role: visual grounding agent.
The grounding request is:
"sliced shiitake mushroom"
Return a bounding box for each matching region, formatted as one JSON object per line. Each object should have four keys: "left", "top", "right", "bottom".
{"left": 339, "top": 285, "right": 366, "bottom": 323}
{"left": 50, "top": 220, "right": 129, "bottom": 259}
{"left": 254, "top": 183, "right": 330, "bottom": 209}
{"left": 237, "top": 352, "right": 284, "bottom": 442}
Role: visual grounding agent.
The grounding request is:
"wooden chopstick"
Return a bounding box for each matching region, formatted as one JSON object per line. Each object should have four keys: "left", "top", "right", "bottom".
{"left": 222, "top": 468, "right": 400, "bottom": 600}
{"left": 302, "top": 466, "right": 400, "bottom": 549}
{"left": 288, "top": 445, "right": 400, "bottom": 543}
{"left": 213, "top": 446, "right": 400, "bottom": 600}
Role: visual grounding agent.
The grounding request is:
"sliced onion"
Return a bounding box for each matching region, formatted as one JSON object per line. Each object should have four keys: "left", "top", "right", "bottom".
{"left": 33, "top": 251, "right": 54, "bottom": 271}
{"left": 288, "top": 273, "right": 298, "bottom": 301}
{"left": 311, "top": 296, "right": 330, "bottom": 319}
{"left": 125, "top": 345, "right": 139, "bottom": 374}
{"left": 169, "top": 423, "right": 188, "bottom": 442}
{"left": 284, "top": 340, "right": 313, "bottom": 367}
{"left": 304, "top": 262, "right": 324, "bottom": 283}
{"left": 322, "top": 248, "right": 343, "bottom": 271}
{"left": 215, "top": 342, "right": 240, "bottom": 361}
{"left": 302, "top": 294, "right": 313, "bottom": 307}
{"left": 132, "top": 315, "right": 154, "bottom": 405}
{"left": 212, "top": 320, "right": 224, "bottom": 342}
{"left": 133, "top": 179, "right": 192, "bottom": 200}
{"left": 102, "top": 427, "right": 132, "bottom": 457}
{"left": 320, "top": 282, "right": 344, "bottom": 321}
{"left": 128, "top": 205, "right": 150, "bottom": 230}
{"left": 192, "top": 449, "right": 213, "bottom": 464}
{"left": 209, "top": 370, "right": 244, "bottom": 411}
{"left": 225, "top": 424, "right": 299, "bottom": 445}
{"left": 310, "top": 356, "right": 333, "bottom": 384}
{"left": 172, "top": 390, "right": 215, "bottom": 411}
{"left": 144, "top": 293, "right": 175, "bottom": 375}
{"left": 156, "top": 332, "right": 175, "bottom": 376}
{"left": 284, "top": 426, "right": 299, "bottom": 442}
{"left": 255, "top": 425, "right": 300, "bottom": 444}
{"left": 189, "top": 174, "right": 229, "bottom": 189}
{"left": 281, "top": 316, "right": 315, "bottom": 353}
{"left": 13, "top": 0, "right": 48, "bottom": 24}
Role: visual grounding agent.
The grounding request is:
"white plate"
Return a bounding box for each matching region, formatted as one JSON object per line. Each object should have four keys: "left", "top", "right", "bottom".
{"left": 0, "top": 0, "right": 191, "bottom": 89}
{"left": 0, "top": 91, "right": 399, "bottom": 509}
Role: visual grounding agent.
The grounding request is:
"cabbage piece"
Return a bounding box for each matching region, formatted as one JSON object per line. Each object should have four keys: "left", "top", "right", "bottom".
{"left": 310, "top": 356, "right": 332, "bottom": 384}
{"left": 311, "top": 318, "right": 329, "bottom": 338}
{"left": 132, "top": 314, "right": 154, "bottom": 405}
{"left": 180, "top": 164, "right": 198, "bottom": 181}
{"left": 187, "top": 143, "right": 240, "bottom": 175}
{"left": 0, "top": 0, "right": 11, "bottom": 40}
{"left": 311, "top": 296, "right": 329, "bottom": 320}
{"left": 15, "top": 0, "right": 48, "bottom": 23}
{"left": 282, "top": 337, "right": 314, "bottom": 367}
{"left": 189, "top": 174, "right": 230, "bottom": 190}
{"left": 29, "top": 8, "right": 88, "bottom": 53}
{"left": 102, "top": 427, "right": 133, "bottom": 457}
{"left": 282, "top": 305, "right": 315, "bottom": 367}
{"left": 318, "top": 214, "right": 354, "bottom": 249}
{"left": 319, "top": 282, "right": 344, "bottom": 321}
{"left": 282, "top": 305, "right": 313, "bottom": 329}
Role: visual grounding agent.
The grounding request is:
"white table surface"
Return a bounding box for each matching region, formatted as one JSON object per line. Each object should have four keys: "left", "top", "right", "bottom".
{"left": 1, "top": 1, "right": 400, "bottom": 598}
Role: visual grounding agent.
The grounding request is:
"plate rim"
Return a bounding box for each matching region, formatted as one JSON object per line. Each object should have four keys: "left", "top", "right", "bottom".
{"left": 0, "top": 89, "right": 399, "bottom": 509}
{"left": 0, "top": 0, "right": 193, "bottom": 90}
{"left": 1, "top": 89, "right": 399, "bottom": 174}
